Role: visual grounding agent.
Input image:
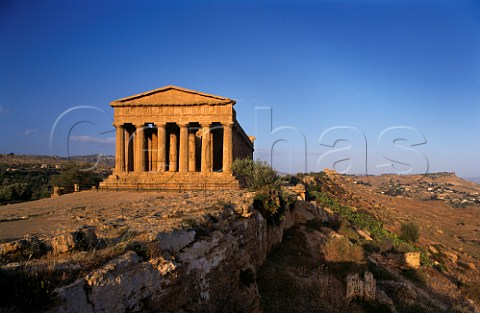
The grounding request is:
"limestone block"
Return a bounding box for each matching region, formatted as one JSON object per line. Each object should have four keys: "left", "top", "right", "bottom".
{"left": 157, "top": 229, "right": 196, "bottom": 254}
{"left": 428, "top": 245, "right": 439, "bottom": 255}
{"left": 466, "top": 263, "right": 476, "bottom": 271}
{"left": 233, "top": 192, "right": 255, "bottom": 218}
{"left": 346, "top": 273, "right": 364, "bottom": 301}
{"left": 52, "top": 233, "right": 77, "bottom": 255}
{"left": 0, "top": 239, "right": 29, "bottom": 255}
{"left": 52, "top": 186, "right": 63, "bottom": 197}
{"left": 363, "top": 272, "right": 376, "bottom": 302}
{"left": 404, "top": 252, "right": 421, "bottom": 269}
{"left": 55, "top": 279, "right": 94, "bottom": 313}
{"left": 356, "top": 229, "right": 373, "bottom": 241}
{"left": 0, "top": 236, "right": 44, "bottom": 258}
{"left": 443, "top": 251, "right": 459, "bottom": 263}
{"left": 84, "top": 251, "right": 166, "bottom": 313}
{"left": 346, "top": 272, "right": 376, "bottom": 302}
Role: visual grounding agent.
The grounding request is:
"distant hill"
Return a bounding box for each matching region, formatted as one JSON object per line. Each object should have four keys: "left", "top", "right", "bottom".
{"left": 465, "top": 177, "right": 480, "bottom": 184}
{"left": 0, "top": 153, "right": 115, "bottom": 168}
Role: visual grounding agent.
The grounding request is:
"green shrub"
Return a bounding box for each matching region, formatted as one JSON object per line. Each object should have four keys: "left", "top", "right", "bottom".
{"left": 324, "top": 237, "right": 365, "bottom": 264}
{"left": 379, "top": 237, "right": 394, "bottom": 254}
{"left": 232, "top": 158, "right": 279, "bottom": 191}
{"left": 338, "top": 219, "right": 360, "bottom": 242}
{"left": 49, "top": 162, "right": 102, "bottom": 189}
{"left": 395, "top": 241, "right": 416, "bottom": 254}
{"left": 0, "top": 182, "right": 32, "bottom": 202}
{"left": 253, "top": 190, "right": 285, "bottom": 225}
{"left": 399, "top": 221, "right": 420, "bottom": 242}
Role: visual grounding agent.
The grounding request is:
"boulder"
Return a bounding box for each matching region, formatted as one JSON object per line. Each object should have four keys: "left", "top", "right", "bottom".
{"left": 404, "top": 252, "right": 421, "bottom": 269}
{"left": 52, "top": 233, "right": 77, "bottom": 255}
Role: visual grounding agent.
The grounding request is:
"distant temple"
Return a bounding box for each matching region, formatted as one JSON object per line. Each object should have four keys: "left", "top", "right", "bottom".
{"left": 100, "top": 85, "right": 254, "bottom": 190}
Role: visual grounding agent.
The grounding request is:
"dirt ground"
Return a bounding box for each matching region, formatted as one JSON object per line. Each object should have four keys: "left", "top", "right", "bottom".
{"left": 0, "top": 189, "right": 245, "bottom": 242}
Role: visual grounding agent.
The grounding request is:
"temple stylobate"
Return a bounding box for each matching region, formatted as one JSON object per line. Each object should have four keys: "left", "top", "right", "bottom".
{"left": 100, "top": 85, "right": 254, "bottom": 190}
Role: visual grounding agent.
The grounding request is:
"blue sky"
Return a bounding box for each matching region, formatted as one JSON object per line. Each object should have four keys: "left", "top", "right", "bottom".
{"left": 1, "top": 0, "right": 479, "bottom": 177}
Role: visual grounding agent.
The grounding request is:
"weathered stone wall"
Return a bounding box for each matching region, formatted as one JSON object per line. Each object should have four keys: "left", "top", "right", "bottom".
{"left": 51, "top": 194, "right": 310, "bottom": 313}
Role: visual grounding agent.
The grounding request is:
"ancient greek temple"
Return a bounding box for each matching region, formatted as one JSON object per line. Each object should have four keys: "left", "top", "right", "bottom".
{"left": 100, "top": 85, "right": 254, "bottom": 190}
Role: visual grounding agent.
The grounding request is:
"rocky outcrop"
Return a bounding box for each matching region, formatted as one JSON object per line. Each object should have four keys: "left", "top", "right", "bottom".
{"left": 50, "top": 193, "right": 316, "bottom": 313}
{"left": 0, "top": 226, "right": 98, "bottom": 261}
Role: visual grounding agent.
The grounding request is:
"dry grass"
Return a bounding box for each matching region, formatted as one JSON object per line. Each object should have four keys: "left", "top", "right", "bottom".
{"left": 324, "top": 237, "right": 365, "bottom": 264}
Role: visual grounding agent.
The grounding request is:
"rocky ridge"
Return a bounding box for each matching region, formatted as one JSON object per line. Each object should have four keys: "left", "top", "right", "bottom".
{"left": 1, "top": 171, "right": 479, "bottom": 313}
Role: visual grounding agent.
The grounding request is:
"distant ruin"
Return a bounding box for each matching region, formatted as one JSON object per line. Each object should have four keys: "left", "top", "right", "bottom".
{"left": 100, "top": 85, "right": 254, "bottom": 190}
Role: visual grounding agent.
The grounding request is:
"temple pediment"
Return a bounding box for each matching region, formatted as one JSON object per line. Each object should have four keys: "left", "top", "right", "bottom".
{"left": 111, "top": 85, "right": 235, "bottom": 107}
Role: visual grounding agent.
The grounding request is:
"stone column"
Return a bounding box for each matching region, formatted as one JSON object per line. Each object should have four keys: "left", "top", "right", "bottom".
{"left": 222, "top": 122, "right": 233, "bottom": 174}
{"left": 209, "top": 130, "right": 214, "bottom": 171}
{"left": 114, "top": 123, "right": 125, "bottom": 173}
{"left": 179, "top": 123, "right": 189, "bottom": 172}
{"left": 134, "top": 123, "right": 144, "bottom": 173}
{"left": 157, "top": 123, "right": 166, "bottom": 172}
{"left": 201, "top": 124, "right": 210, "bottom": 173}
{"left": 169, "top": 132, "right": 178, "bottom": 172}
{"left": 151, "top": 131, "right": 157, "bottom": 171}
{"left": 188, "top": 131, "right": 196, "bottom": 172}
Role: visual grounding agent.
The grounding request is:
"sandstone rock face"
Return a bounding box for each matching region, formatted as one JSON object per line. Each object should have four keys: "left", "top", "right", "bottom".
{"left": 51, "top": 194, "right": 317, "bottom": 313}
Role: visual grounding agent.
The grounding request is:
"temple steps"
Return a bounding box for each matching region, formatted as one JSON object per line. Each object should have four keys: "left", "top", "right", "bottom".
{"left": 99, "top": 172, "right": 243, "bottom": 191}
